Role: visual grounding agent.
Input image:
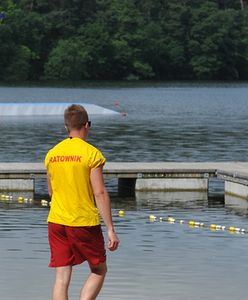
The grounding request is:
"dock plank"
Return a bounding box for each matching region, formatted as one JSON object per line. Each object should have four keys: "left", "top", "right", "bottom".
{"left": 0, "top": 162, "right": 247, "bottom": 179}
{"left": 0, "top": 162, "right": 248, "bottom": 197}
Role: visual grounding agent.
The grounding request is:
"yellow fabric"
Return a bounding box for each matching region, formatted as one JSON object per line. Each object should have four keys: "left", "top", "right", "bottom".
{"left": 45, "top": 137, "right": 106, "bottom": 226}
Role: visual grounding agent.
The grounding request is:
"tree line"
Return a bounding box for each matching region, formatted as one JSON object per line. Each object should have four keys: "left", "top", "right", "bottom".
{"left": 0, "top": 0, "right": 248, "bottom": 82}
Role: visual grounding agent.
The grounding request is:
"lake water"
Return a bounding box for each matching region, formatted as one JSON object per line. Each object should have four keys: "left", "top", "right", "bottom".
{"left": 0, "top": 83, "right": 248, "bottom": 300}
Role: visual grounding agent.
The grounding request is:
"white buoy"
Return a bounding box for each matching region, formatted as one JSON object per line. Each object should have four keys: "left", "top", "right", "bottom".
{"left": 41, "top": 199, "right": 48, "bottom": 207}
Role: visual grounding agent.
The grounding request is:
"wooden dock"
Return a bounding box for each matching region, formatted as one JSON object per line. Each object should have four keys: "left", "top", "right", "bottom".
{"left": 0, "top": 162, "right": 248, "bottom": 199}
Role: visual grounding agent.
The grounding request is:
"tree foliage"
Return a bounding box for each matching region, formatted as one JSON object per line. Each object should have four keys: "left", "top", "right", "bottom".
{"left": 0, "top": 0, "right": 248, "bottom": 81}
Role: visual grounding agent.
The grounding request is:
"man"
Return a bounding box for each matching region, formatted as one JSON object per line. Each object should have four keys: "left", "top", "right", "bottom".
{"left": 45, "top": 104, "right": 119, "bottom": 300}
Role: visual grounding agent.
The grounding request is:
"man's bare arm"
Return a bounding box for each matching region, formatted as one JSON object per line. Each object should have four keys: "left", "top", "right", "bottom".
{"left": 90, "top": 166, "right": 119, "bottom": 251}
{"left": 46, "top": 173, "right": 53, "bottom": 197}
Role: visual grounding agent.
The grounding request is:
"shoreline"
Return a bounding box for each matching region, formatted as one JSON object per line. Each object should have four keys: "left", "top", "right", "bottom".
{"left": 1, "top": 80, "right": 248, "bottom": 89}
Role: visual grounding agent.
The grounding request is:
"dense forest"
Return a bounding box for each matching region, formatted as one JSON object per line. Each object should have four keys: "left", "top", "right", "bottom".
{"left": 0, "top": 0, "right": 248, "bottom": 82}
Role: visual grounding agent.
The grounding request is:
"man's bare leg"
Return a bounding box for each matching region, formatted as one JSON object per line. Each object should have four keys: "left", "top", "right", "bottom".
{"left": 52, "top": 266, "right": 72, "bottom": 300}
{"left": 80, "top": 262, "right": 107, "bottom": 300}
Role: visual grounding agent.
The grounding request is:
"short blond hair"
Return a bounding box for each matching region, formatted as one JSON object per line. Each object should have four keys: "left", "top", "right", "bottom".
{"left": 64, "top": 104, "right": 89, "bottom": 132}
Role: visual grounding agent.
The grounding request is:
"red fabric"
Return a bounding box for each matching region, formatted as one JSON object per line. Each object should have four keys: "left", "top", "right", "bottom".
{"left": 48, "top": 222, "right": 106, "bottom": 267}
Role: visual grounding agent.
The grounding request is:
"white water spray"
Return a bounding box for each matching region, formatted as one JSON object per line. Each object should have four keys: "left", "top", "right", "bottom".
{"left": 0, "top": 102, "right": 118, "bottom": 116}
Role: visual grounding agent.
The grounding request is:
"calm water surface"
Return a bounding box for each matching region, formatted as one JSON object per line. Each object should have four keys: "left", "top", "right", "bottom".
{"left": 0, "top": 84, "right": 248, "bottom": 299}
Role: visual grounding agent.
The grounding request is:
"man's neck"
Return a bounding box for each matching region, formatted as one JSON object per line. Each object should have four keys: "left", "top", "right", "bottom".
{"left": 68, "top": 129, "right": 87, "bottom": 140}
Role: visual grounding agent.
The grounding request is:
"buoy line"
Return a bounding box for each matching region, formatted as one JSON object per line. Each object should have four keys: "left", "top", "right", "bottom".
{"left": 0, "top": 193, "right": 51, "bottom": 207}
{"left": 149, "top": 214, "right": 247, "bottom": 234}
{"left": 1, "top": 194, "right": 33, "bottom": 203}
{"left": 1, "top": 198, "right": 247, "bottom": 235}
{"left": 117, "top": 210, "right": 247, "bottom": 235}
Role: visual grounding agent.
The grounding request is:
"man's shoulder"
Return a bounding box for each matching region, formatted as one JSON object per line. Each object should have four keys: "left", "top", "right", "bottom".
{"left": 84, "top": 140, "right": 100, "bottom": 152}
{"left": 46, "top": 139, "right": 67, "bottom": 155}
{"left": 85, "top": 142, "right": 104, "bottom": 158}
{"left": 46, "top": 138, "right": 102, "bottom": 156}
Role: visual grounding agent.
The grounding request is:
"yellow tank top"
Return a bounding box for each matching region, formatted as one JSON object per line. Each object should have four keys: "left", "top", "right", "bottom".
{"left": 45, "top": 137, "right": 106, "bottom": 226}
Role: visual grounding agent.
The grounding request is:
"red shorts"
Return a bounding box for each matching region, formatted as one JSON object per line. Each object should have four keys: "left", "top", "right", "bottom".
{"left": 48, "top": 223, "right": 106, "bottom": 267}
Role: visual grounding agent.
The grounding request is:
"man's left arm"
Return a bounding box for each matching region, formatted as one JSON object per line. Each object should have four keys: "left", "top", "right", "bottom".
{"left": 46, "top": 173, "right": 53, "bottom": 197}
{"left": 90, "top": 166, "right": 119, "bottom": 251}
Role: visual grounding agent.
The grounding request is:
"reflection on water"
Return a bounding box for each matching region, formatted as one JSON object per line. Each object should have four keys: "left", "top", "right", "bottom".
{"left": 135, "top": 190, "right": 208, "bottom": 205}
{"left": 225, "top": 194, "right": 248, "bottom": 216}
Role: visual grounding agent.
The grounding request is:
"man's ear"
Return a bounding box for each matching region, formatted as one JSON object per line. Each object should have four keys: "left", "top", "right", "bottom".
{"left": 65, "top": 125, "right": 69, "bottom": 132}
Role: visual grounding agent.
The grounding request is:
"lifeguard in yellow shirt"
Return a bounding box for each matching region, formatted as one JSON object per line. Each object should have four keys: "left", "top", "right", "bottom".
{"left": 45, "top": 104, "right": 119, "bottom": 300}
